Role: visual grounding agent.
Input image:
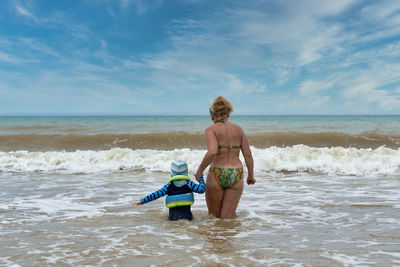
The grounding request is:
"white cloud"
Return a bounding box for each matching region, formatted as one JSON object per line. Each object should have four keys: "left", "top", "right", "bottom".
{"left": 340, "top": 62, "right": 400, "bottom": 110}
{"left": 0, "top": 36, "right": 63, "bottom": 64}
{"left": 298, "top": 80, "right": 334, "bottom": 96}
{"left": 18, "top": 37, "right": 62, "bottom": 58}
{"left": 252, "top": 93, "right": 333, "bottom": 115}
{"left": 287, "top": 0, "right": 360, "bottom": 17}
{"left": 11, "top": 1, "right": 93, "bottom": 43}
{"left": 0, "top": 52, "right": 20, "bottom": 64}
{"left": 13, "top": 1, "right": 43, "bottom": 25}
{"left": 100, "top": 39, "right": 108, "bottom": 49}
{"left": 120, "top": 0, "right": 130, "bottom": 8}
{"left": 15, "top": 3, "right": 35, "bottom": 18}
{"left": 356, "top": 24, "right": 400, "bottom": 44}
{"left": 360, "top": 0, "right": 400, "bottom": 23}
{"left": 0, "top": 64, "right": 150, "bottom": 114}
{"left": 224, "top": 75, "right": 267, "bottom": 96}
{"left": 231, "top": 1, "right": 358, "bottom": 66}
{"left": 342, "top": 41, "right": 400, "bottom": 67}
{"left": 119, "top": 0, "right": 163, "bottom": 14}
{"left": 349, "top": 0, "right": 400, "bottom": 43}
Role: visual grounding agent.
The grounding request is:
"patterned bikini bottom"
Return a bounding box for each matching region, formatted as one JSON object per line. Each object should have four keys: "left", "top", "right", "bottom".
{"left": 209, "top": 167, "right": 243, "bottom": 189}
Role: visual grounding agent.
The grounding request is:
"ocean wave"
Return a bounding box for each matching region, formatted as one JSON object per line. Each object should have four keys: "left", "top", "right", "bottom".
{"left": 1, "top": 124, "right": 92, "bottom": 134}
{"left": 0, "top": 131, "right": 400, "bottom": 152}
{"left": 0, "top": 146, "right": 399, "bottom": 176}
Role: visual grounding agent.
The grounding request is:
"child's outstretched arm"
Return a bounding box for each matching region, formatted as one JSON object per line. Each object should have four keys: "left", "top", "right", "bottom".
{"left": 132, "top": 183, "right": 170, "bottom": 205}
{"left": 187, "top": 176, "right": 205, "bottom": 194}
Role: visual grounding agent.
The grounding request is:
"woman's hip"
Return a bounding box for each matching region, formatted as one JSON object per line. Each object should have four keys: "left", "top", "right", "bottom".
{"left": 208, "top": 167, "right": 243, "bottom": 189}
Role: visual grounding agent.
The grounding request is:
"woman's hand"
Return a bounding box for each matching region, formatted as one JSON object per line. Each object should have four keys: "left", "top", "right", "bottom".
{"left": 246, "top": 176, "right": 256, "bottom": 185}
{"left": 194, "top": 171, "right": 203, "bottom": 181}
{"left": 131, "top": 201, "right": 141, "bottom": 205}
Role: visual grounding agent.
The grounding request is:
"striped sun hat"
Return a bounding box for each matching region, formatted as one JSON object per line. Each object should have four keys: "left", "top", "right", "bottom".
{"left": 171, "top": 160, "right": 188, "bottom": 177}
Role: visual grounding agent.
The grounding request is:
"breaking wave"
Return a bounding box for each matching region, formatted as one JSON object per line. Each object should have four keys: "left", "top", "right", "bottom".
{"left": 0, "top": 131, "right": 400, "bottom": 152}
{"left": 0, "top": 146, "right": 399, "bottom": 176}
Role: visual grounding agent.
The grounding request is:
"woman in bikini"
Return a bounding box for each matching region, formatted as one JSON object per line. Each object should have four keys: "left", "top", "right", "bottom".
{"left": 194, "top": 96, "right": 256, "bottom": 219}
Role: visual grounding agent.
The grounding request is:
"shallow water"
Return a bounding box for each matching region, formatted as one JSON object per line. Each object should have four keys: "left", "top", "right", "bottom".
{"left": 1, "top": 115, "right": 399, "bottom": 266}
{"left": 1, "top": 171, "right": 399, "bottom": 266}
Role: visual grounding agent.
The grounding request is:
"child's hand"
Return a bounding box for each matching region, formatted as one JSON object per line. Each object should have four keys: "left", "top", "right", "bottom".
{"left": 132, "top": 201, "right": 141, "bottom": 205}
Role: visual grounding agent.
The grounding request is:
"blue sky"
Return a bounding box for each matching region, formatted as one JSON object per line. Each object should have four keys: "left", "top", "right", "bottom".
{"left": 1, "top": 0, "right": 400, "bottom": 115}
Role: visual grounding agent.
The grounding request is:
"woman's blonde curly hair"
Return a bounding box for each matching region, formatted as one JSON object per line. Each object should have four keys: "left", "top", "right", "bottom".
{"left": 209, "top": 96, "right": 233, "bottom": 123}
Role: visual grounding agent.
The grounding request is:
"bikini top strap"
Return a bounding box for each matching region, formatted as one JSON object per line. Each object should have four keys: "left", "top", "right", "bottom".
{"left": 218, "top": 144, "right": 241, "bottom": 150}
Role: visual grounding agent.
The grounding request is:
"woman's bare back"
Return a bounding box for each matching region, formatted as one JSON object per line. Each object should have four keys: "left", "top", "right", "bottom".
{"left": 209, "top": 121, "right": 244, "bottom": 169}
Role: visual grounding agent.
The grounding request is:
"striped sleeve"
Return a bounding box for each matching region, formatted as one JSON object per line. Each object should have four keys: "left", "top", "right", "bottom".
{"left": 140, "top": 183, "right": 169, "bottom": 204}
{"left": 188, "top": 177, "right": 205, "bottom": 194}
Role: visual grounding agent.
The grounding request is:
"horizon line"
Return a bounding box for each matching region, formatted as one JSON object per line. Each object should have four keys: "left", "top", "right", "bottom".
{"left": 1, "top": 113, "right": 400, "bottom": 117}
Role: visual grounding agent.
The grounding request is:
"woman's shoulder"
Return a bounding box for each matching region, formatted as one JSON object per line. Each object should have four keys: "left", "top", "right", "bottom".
{"left": 205, "top": 124, "right": 216, "bottom": 132}
{"left": 227, "top": 121, "right": 244, "bottom": 132}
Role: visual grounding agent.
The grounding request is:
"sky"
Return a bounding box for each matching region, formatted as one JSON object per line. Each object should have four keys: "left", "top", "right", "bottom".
{"left": 0, "top": 0, "right": 400, "bottom": 115}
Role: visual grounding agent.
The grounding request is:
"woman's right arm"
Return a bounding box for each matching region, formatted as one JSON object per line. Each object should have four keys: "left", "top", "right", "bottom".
{"left": 241, "top": 132, "right": 256, "bottom": 185}
{"left": 195, "top": 127, "right": 218, "bottom": 180}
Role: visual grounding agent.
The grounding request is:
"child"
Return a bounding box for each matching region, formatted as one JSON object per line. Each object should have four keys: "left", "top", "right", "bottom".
{"left": 132, "top": 160, "right": 205, "bottom": 221}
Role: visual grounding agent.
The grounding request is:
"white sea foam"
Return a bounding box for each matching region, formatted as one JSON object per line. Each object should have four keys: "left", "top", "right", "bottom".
{"left": 321, "top": 252, "right": 375, "bottom": 266}
{"left": 10, "top": 196, "right": 104, "bottom": 221}
{"left": 252, "top": 145, "right": 400, "bottom": 176}
{"left": 0, "top": 145, "right": 399, "bottom": 175}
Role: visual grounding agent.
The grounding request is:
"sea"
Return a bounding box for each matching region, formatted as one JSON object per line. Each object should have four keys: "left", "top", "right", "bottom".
{"left": 0, "top": 115, "right": 399, "bottom": 266}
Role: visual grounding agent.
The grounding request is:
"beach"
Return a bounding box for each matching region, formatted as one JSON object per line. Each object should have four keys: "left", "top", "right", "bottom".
{"left": 1, "top": 115, "right": 400, "bottom": 266}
